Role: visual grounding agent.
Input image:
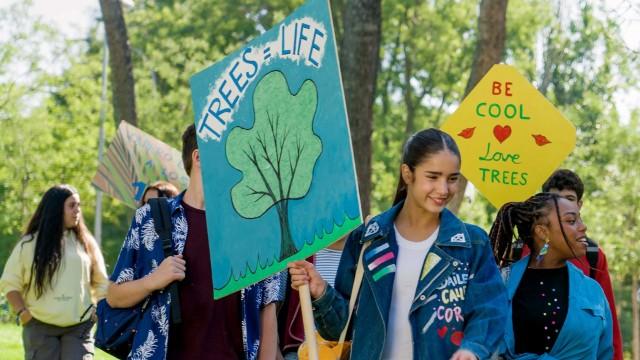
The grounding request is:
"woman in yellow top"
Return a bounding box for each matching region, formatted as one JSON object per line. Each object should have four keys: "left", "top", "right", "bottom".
{"left": 0, "top": 184, "right": 109, "bottom": 359}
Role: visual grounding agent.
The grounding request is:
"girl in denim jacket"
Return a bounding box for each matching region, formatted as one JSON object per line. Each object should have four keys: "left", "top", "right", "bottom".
{"left": 289, "top": 129, "right": 508, "bottom": 360}
{"left": 490, "top": 193, "right": 612, "bottom": 359}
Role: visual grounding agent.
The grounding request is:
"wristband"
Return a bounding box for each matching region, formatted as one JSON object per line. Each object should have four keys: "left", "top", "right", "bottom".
{"left": 16, "top": 308, "right": 27, "bottom": 326}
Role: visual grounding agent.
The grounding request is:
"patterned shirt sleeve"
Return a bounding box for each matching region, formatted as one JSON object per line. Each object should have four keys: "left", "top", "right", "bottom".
{"left": 259, "top": 270, "right": 287, "bottom": 307}
{"left": 109, "top": 205, "right": 150, "bottom": 284}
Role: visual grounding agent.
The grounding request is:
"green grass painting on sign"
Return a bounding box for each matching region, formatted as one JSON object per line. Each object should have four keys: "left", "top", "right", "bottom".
{"left": 213, "top": 215, "right": 361, "bottom": 299}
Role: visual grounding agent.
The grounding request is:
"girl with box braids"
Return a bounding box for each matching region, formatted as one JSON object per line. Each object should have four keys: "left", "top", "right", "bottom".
{"left": 490, "top": 192, "right": 576, "bottom": 268}
{"left": 491, "top": 192, "right": 613, "bottom": 359}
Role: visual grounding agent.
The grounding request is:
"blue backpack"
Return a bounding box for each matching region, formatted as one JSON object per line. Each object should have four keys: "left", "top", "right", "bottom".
{"left": 95, "top": 198, "right": 181, "bottom": 359}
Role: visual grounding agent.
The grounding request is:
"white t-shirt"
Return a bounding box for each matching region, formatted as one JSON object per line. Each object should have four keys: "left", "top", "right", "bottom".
{"left": 382, "top": 225, "right": 439, "bottom": 360}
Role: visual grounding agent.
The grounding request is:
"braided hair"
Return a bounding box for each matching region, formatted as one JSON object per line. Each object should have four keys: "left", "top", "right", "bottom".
{"left": 489, "top": 192, "right": 576, "bottom": 268}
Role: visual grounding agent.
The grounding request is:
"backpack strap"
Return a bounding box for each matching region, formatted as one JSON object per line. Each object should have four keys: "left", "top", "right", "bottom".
{"left": 585, "top": 237, "right": 599, "bottom": 279}
{"left": 149, "top": 197, "right": 182, "bottom": 325}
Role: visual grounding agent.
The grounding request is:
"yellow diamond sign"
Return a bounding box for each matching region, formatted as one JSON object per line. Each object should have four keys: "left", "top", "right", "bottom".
{"left": 441, "top": 64, "right": 576, "bottom": 208}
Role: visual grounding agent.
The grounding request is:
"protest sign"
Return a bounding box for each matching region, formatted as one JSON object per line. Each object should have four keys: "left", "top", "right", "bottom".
{"left": 190, "top": 0, "right": 362, "bottom": 298}
{"left": 441, "top": 64, "right": 576, "bottom": 208}
{"left": 92, "top": 121, "right": 188, "bottom": 208}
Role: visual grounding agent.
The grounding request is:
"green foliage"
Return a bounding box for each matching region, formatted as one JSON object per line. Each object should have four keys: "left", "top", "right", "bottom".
{"left": 372, "top": 0, "right": 477, "bottom": 213}
{"left": 125, "top": 0, "right": 303, "bottom": 148}
{"left": 0, "top": 294, "right": 12, "bottom": 323}
{"left": 227, "top": 71, "right": 321, "bottom": 218}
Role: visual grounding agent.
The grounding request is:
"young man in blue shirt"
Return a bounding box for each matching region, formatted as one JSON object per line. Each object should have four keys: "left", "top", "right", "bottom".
{"left": 107, "top": 124, "right": 285, "bottom": 360}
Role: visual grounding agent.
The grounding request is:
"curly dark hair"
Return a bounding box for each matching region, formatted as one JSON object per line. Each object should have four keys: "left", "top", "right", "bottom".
{"left": 542, "top": 169, "right": 584, "bottom": 201}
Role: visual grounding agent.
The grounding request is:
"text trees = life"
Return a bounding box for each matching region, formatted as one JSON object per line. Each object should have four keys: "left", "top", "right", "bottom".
{"left": 226, "top": 71, "right": 321, "bottom": 261}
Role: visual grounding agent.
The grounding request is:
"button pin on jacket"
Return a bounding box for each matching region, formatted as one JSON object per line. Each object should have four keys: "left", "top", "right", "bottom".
{"left": 450, "top": 233, "right": 466, "bottom": 243}
{"left": 364, "top": 222, "right": 379, "bottom": 237}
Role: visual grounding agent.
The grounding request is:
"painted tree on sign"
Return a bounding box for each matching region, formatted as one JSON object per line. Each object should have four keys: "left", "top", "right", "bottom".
{"left": 226, "top": 71, "right": 322, "bottom": 261}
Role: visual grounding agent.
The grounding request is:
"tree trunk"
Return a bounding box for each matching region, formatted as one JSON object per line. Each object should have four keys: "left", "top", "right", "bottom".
{"left": 277, "top": 200, "right": 297, "bottom": 261}
{"left": 633, "top": 273, "right": 640, "bottom": 360}
{"left": 538, "top": 30, "right": 556, "bottom": 96}
{"left": 339, "top": 0, "right": 382, "bottom": 216}
{"left": 99, "top": 0, "right": 137, "bottom": 126}
{"left": 403, "top": 44, "right": 416, "bottom": 138}
{"left": 448, "top": 0, "right": 507, "bottom": 214}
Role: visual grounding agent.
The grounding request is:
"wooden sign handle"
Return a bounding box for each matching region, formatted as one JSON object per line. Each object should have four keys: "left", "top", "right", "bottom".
{"left": 299, "top": 283, "right": 319, "bottom": 360}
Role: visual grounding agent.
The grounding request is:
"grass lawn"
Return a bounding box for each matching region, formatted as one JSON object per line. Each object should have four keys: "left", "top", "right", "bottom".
{"left": 0, "top": 322, "right": 117, "bottom": 359}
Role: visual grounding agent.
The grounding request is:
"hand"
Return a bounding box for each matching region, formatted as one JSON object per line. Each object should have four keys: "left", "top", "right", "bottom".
{"left": 287, "top": 261, "right": 327, "bottom": 299}
{"left": 450, "top": 349, "right": 477, "bottom": 360}
{"left": 145, "top": 255, "right": 186, "bottom": 291}
{"left": 19, "top": 309, "right": 32, "bottom": 325}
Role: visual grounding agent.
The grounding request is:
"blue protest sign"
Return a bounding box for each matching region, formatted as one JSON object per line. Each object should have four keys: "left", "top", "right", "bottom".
{"left": 190, "top": 0, "right": 362, "bottom": 298}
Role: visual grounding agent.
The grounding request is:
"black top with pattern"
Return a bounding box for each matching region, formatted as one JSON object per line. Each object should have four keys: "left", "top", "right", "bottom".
{"left": 512, "top": 266, "right": 569, "bottom": 355}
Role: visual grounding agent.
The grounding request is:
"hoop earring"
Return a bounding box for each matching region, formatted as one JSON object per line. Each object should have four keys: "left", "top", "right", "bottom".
{"left": 536, "top": 239, "right": 550, "bottom": 263}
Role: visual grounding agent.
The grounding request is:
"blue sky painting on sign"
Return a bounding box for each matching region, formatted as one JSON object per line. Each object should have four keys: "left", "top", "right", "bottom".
{"left": 190, "top": 0, "right": 362, "bottom": 298}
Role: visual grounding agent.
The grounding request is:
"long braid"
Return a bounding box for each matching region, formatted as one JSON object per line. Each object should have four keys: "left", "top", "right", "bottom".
{"left": 489, "top": 203, "right": 518, "bottom": 267}
{"left": 490, "top": 193, "right": 560, "bottom": 268}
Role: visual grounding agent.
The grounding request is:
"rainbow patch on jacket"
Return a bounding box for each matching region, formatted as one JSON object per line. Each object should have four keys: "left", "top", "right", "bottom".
{"left": 365, "top": 243, "right": 396, "bottom": 281}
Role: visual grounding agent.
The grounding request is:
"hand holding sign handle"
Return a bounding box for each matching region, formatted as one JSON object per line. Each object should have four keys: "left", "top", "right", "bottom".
{"left": 299, "top": 284, "right": 319, "bottom": 360}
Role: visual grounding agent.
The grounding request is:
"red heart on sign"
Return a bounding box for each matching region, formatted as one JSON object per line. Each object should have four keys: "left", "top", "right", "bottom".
{"left": 450, "top": 331, "right": 464, "bottom": 346}
{"left": 493, "top": 125, "right": 512, "bottom": 143}
{"left": 437, "top": 326, "right": 448, "bottom": 338}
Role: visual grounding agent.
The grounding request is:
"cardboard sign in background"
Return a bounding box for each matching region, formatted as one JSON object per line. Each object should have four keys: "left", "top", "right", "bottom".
{"left": 92, "top": 121, "right": 188, "bottom": 208}
{"left": 441, "top": 64, "right": 576, "bottom": 208}
{"left": 190, "top": 0, "right": 362, "bottom": 298}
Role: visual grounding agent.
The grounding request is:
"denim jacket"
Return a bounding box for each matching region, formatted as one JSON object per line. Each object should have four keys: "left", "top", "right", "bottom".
{"left": 312, "top": 202, "right": 508, "bottom": 360}
{"left": 109, "top": 192, "right": 286, "bottom": 360}
{"left": 500, "top": 257, "right": 613, "bottom": 360}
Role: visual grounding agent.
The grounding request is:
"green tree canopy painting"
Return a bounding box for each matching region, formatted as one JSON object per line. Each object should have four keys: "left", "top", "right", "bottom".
{"left": 226, "top": 71, "right": 322, "bottom": 261}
